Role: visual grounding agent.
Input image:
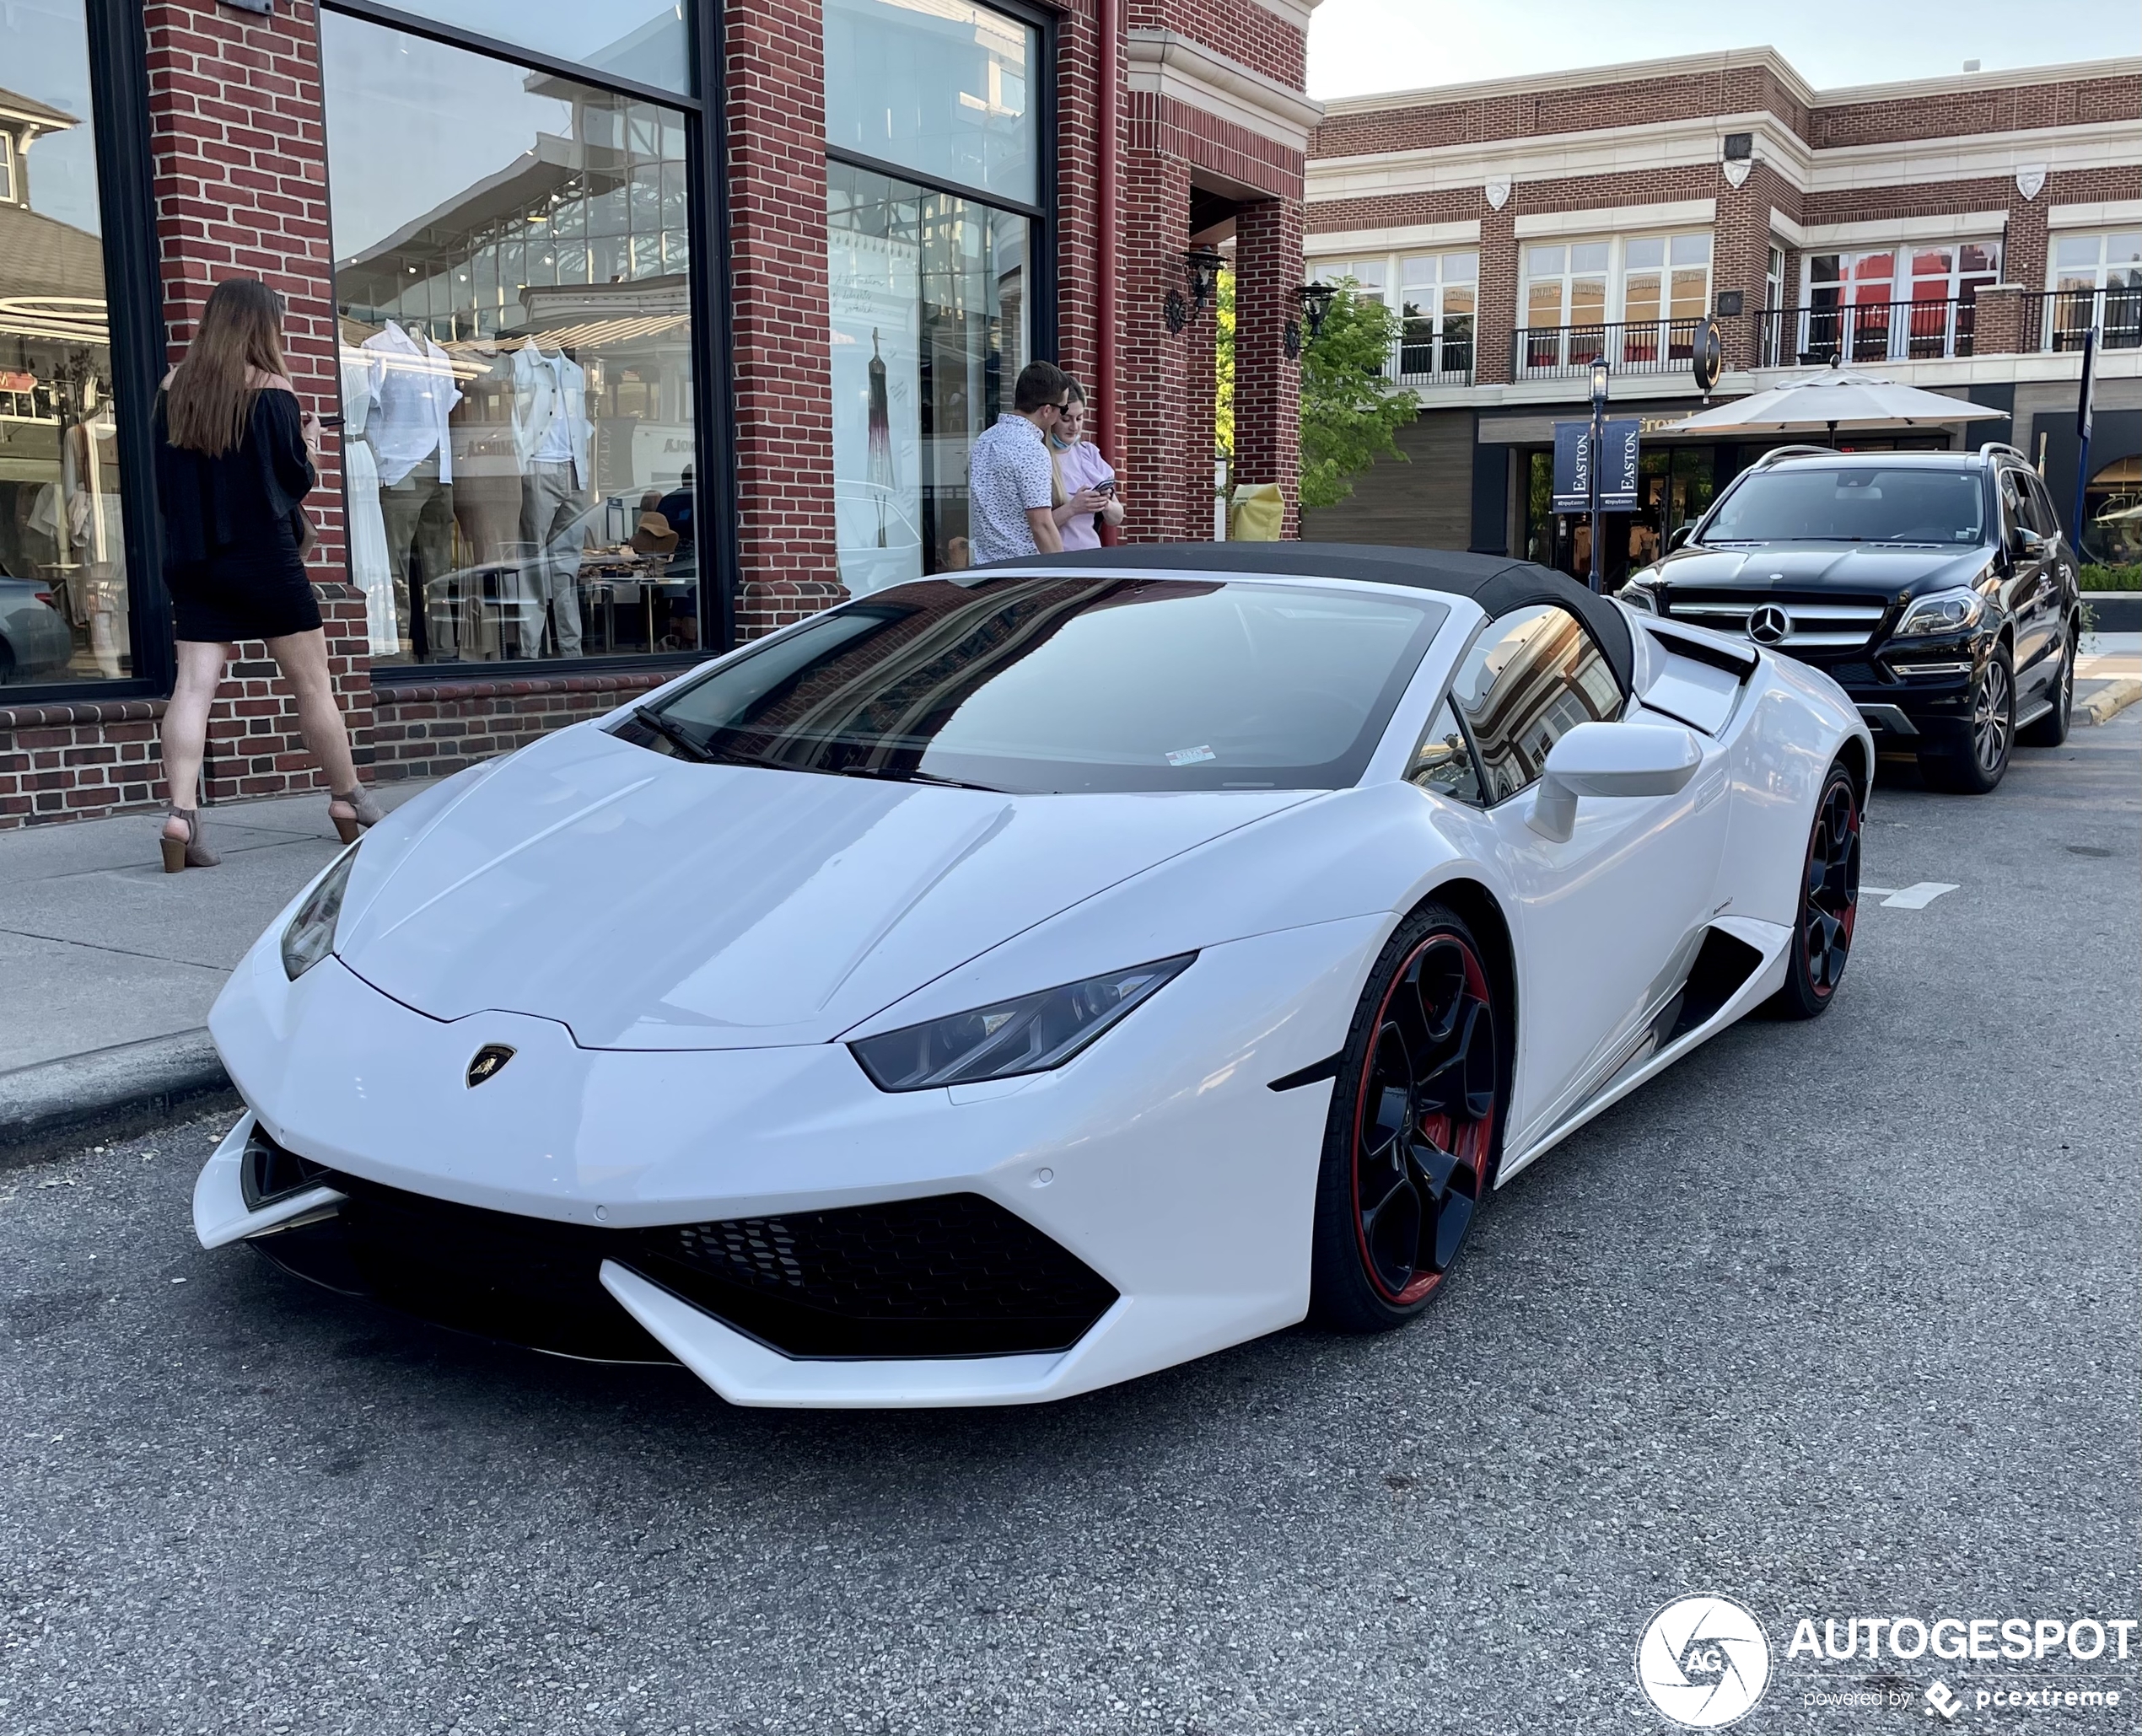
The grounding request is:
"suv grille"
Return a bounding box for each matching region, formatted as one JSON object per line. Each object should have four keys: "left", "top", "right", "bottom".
{"left": 249, "top": 1170, "right": 1117, "bottom": 1362}
{"left": 1663, "top": 589, "right": 1890, "bottom": 653}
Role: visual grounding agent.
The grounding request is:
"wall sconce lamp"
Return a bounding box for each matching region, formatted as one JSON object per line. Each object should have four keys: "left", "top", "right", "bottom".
{"left": 1297, "top": 282, "right": 1337, "bottom": 341}
{"left": 1185, "top": 246, "right": 1226, "bottom": 310}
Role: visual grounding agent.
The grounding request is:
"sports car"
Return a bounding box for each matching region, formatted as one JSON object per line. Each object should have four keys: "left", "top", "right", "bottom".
{"left": 194, "top": 545, "right": 1870, "bottom": 1407}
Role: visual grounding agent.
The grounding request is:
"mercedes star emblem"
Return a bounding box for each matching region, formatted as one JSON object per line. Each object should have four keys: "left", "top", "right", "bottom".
{"left": 466, "top": 1044, "right": 516, "bottom": 1088}
{"left": 1747, "top": 604, "right": 1792, "bottom": 645}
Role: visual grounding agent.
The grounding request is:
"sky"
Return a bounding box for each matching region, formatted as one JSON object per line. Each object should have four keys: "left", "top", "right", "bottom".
{"left": 1307, "top": 0, "right": 2140, "bottom": 101}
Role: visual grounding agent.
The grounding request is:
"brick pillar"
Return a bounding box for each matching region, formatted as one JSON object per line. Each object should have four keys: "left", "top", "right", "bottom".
{"left": 2005, "top": 193, "right": 2051, "bottom": 336}
{"left": 1184, "top": 296, "right": 1219, "bottom": 540}
{"left": 1477, "top": 200, "right": 1518, "bottom": 386}
{"left": 145, "top": 0, "right": 376, "bottom": 804}
{"left": 1714, "top": 168, "right": 1771, "bottom": 374}
{"left": 1232, "top": 197, "right": 1304, "bottom": 539}
{"left": 1971, "top": 284, "right": 2026, "bottom": 357}
{"left": 1117, "top": 150, "right": 1193, "bottom": 542}
{"left": 725, "top": 0, "right": 841, "bottom": 635}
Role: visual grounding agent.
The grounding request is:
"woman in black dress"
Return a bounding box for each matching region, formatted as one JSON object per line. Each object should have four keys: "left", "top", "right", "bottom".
{"left": 153, "top": 277, "right": 381, "bottom": 871}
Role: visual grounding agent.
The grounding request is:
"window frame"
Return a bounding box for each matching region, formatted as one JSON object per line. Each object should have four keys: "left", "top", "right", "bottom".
{"left": 1, "top": 0, "right": 175, "bottom": 708}
{"left": 1302, "top": 247, "right": 1482, "bottom": 383}
{"left": 1437, "top": 604, "right": 1628, "bottom": 809}
{"left": 318, "top": 0, "right": 743, "bottom": 680}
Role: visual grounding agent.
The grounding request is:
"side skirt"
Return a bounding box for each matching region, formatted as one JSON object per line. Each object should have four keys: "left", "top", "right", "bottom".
{"left": 1494, "top": 916, "right": 1792, "bottom": 1186}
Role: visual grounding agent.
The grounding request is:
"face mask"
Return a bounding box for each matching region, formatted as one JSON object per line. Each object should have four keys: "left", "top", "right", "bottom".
{"left": 1049, "top": 428, "right": 1075, "bottom": 450}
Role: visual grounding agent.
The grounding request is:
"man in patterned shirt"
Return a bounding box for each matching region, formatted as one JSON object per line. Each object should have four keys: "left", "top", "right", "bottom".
{"left": 966, "top": 360, "right": 1073, "bottom": 564}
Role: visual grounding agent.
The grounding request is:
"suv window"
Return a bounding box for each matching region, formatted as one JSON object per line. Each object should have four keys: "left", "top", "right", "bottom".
{"left": 1449, "top": 605, "right": 1623, "bottom": 804}
{"left": 1703, "top": 465, "right": 1985, "bottom": 546}
{"left": 2019, "top": 470, "right": 2063, "bottom": 540}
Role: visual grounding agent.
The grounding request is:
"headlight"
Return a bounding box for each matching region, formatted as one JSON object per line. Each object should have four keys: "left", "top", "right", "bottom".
{"left": 1621, "top": 583, "right": 1660, "bottom": 614}
{"left": 1894, "top": 586, "right": 1986, "bottom": 638}
{"left": 281, "top": 844, "right": 358, "bottom": 981}
{"left": 850, "top": 954, "right": 1196, "bottom": 1091}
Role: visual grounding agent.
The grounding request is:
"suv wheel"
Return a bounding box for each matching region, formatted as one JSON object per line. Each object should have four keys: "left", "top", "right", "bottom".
{"left": 2016, "top": 623, "right": 2076, "bottom": 749}
{"left": 1921, "top": 647, "right": 2013, "bottom": 794}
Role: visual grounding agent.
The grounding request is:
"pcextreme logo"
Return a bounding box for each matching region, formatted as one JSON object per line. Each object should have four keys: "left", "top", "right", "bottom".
{"left": 1635, "top": 1594, "right": 1773, "bottom": 1728}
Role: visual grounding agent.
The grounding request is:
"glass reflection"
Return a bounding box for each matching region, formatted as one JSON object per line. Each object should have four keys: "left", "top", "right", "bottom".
{"left": 828, "top": 161, "right": 1027, "bottom": 595}
{"left": 0, "top": 0, "right": 132, "bottom": 685}
{"left": 323, "top": 13, "right": 699, "bottom": 664}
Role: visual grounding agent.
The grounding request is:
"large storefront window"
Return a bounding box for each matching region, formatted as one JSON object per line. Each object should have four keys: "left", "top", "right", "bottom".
{"left": 824, "top": 0, "right": 1042, "bottom": 599}
{"left": 1, "top": 0, "right": 135, "bottom": 686}
{"left": 321, "top": 8, "right": 702, "bottom": 666}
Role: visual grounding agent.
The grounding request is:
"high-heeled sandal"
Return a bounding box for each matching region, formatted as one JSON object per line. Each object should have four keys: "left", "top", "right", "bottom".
{"left": 159, "top": 805, "right": 221, "bottom": 873}
{"left": 328, "top": 784, "right": 385, "bottom": 845}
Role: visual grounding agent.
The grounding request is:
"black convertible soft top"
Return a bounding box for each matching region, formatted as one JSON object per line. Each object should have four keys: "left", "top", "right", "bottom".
{"left": 988, "top": 542, "right": 1635, "bottom": 691}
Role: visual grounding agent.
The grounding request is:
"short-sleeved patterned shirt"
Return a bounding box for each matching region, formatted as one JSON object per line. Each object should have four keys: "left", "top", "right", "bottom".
{"left": 966, "top": 412, "right": 1055, "bottom": 564}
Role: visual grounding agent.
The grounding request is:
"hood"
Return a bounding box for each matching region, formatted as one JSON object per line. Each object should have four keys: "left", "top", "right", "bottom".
{"left": 1655, "top": 543, "right": 1990, "bottom": 596}
{"left": 334, "top": 725, "right": 1310, "bottom": 1050}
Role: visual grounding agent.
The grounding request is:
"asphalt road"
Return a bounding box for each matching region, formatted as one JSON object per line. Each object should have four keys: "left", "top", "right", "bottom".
{"left": 3, "top": 714, "right": 2136, "bottom": 1736}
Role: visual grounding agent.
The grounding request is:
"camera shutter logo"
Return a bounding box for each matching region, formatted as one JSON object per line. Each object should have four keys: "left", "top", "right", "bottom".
{"left": 1747, "top": 604, "right": 1792, "bottom": 645}
{"left": 1635, "top": 1594, "right": 1773, "bottom": 1728}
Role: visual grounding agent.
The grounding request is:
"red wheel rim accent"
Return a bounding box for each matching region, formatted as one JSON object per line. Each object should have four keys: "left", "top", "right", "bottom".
{"left": 1348, "top": 932, "right": 1497, "bottom": 1307}
{"left": 1800, "top": 777, "right": 1860, "bottom": 998}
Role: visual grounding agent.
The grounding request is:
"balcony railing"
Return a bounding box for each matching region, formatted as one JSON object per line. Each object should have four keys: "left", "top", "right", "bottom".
{"left": 1515, "top": 315, "right": 1705, "bottom": 379}
{"left": 1757, "top": 298, "right": 1979, "bottom": 367}
{"left": 1391, "top": 325, "right": 1475, "bottom": 386}
{"left": 2033, "top": 287, "right": 2142, "bottom": 352}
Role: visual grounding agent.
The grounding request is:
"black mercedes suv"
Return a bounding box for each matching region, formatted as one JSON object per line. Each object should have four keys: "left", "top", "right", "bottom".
{"left": 1623, "top": 444, "right": 2082, "bottom": 793}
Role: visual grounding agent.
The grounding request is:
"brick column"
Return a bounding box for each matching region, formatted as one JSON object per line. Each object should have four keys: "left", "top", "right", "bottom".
{"left": 144, "top": 0, "right": 376, "bottom": 808}
{"left": 1714, "top": 167, "right": 1773, "bottom": 374}
{"left": 1117, "top": 152, "right": 1194, "bottom": 542}
{"left": 1184, "top": 298, "right": 1219, "bottom": 539}
{"left": 1971, "top": 284, "right": 2027, "bottom": 356}
{"left": 725, "top": 0, "right": 841, "bottom": 635}
{"left": 1476, "top": 201, "right": 1518, "bottom": 386}
{"left": 1231, "top": 196, "right": 1304, "bottom": 539}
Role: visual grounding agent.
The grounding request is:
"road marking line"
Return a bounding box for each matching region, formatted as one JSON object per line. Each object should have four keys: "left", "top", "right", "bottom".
{"left": 1858, "top": 881, "right": 1959, "bottom": 910}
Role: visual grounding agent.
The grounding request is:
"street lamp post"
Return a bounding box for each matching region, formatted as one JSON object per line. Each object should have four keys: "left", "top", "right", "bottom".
{"left": 1588, "top": 358, "right": 1610, "bottom": 594}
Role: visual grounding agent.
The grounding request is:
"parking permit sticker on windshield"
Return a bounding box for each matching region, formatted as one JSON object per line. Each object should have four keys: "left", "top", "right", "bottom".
{"left": 1165, "top": 745, "right": 1216, "bottom": 766}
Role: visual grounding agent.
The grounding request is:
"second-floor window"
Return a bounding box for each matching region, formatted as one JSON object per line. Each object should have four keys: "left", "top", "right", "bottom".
{"left": 0, "top": 132, "right": 15, "bottom": 205}
{"left": 1519, "top": 232, "right": 1711, "bottom": 374}
{"left": 1801, "top": 242, "right": 1999, "bottom": 361}
{"left": 1307, "top": 250, "right": 1478, "bottom": 383}
{"left": 2048, "top": 231, "right": 2142, "bottom": 351}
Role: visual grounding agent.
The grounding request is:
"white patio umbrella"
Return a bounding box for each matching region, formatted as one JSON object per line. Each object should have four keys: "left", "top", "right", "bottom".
{"left": 1654, "top": 355, "right": 2008, "bottom": 445}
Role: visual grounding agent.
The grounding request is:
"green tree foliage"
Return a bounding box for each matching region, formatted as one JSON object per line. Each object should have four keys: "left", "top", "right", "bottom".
{"left": 1299, "top": 281, "right": 1417, "bottom": 509}
{"left": 1214, "top": 268, "right": 1235, "bottom": 460}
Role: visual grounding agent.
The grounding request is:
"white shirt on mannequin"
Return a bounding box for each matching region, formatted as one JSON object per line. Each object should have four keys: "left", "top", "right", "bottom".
{"left": 362, "top": 322, "right": 460, "bottom": 486}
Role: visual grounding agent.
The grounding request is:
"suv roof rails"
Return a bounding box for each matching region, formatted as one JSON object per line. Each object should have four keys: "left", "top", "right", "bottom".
{"left": 1978, "top": 441, "right": 2030, "bottom": 463}
{"left": 1753, "top": 443, "right": 1834, "bottom": 468}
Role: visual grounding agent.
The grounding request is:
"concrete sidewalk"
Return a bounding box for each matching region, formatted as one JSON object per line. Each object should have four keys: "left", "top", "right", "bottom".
{"left": 0, "top": 780, "right": 434, "bottom": 1149}
{"left": 2078, "top": 629, "right": 2142, "bottom": 725}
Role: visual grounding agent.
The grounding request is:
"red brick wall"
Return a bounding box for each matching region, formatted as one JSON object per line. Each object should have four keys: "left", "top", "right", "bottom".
{"left": 1231, "top": 195, "right": 1302, "bottom": 536}
{"left": 370, "top": 669, "right": 670, "bottom": 784}
{"left": 1127, "top": 0, "right": 1303, "bottom": 90}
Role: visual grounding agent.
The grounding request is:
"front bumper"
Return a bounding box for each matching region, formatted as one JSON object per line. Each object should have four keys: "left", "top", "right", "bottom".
{"left": 200, "top": 916, "right": 1382, "bottom": 1406}
{"left": 1817, "top": 648, "right": 1982, "bottom": 750}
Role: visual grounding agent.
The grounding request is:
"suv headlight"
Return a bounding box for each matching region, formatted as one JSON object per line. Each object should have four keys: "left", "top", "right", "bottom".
{"left": 1620, "top": 583, "right": 1660, "bottom": 614}
{"left": 1894, "top": 586, "right": 1985, "bottom": 638}
{"left": 282, "top": 844, "right": 358, "bottom": 981}
{"left": 850, "top": 954, "right": 1195, "bottom": 1091}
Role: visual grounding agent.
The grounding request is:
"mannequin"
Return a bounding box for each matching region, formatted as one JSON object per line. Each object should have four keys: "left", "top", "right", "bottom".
{"left": 509, "top": 338, "right": 591, "bottom": 658}
{"left": 363, "top": 320, "right": 461, "bottom": 658}
{"left": 449, "top": 343, "right": 521, "bottom": 659}
{"left": 63, "top": 401, "right": 126, "bottom": 680}
{"left": 339, "top": 344, "right": 397, "bottom": 656}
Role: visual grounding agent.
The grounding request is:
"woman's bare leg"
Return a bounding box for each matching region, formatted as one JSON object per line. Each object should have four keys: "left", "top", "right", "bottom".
{"left": 160, "top": 639, "right": 234, "bottom": 839}
{"left": 265, "top": 629, "right": 360, "bottom": 809}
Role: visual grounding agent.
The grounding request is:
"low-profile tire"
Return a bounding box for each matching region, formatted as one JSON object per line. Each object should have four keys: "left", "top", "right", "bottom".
{"left": 1919, "top": 647, "right": 2013, "bottom": 794}
{"left": 2016, "top": 625, "right": 2076, "bottom": 748}
{"left": 1765, "top": 760, "right": 1861, "bottom": 1021}
{"left": 1308, "top": 903, "right": 1508, "bottom": 1333}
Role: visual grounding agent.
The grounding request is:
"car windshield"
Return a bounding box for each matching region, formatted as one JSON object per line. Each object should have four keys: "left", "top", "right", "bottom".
{"left": 1700, "top": 466, "right": 1986, "bottom": 546}
{"left": 618, "top": 576, "right": 1447, "bottom": 793}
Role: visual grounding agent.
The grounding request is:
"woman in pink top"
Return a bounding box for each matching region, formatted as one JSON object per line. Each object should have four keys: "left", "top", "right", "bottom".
{"left": 1050, "top": 379, "right": 1126, "bottom": 551}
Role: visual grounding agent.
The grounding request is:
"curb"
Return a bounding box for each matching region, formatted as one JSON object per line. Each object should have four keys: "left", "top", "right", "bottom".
{"left": 2080, "top": 677, "right": 2142, "bottom": 727}
{"left": 0, "top": 1028, "right": 235, "bottom": 1164}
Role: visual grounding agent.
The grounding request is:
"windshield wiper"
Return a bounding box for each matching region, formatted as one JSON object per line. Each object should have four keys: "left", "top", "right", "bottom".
{"left": 632, "top": 705, "right": 717, "bottom": 763}
{"left": 829, "top": 763, "right": 1004, "bottom": 793}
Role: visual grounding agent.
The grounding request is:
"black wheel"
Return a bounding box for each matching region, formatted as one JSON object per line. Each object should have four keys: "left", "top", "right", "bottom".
{"left": 1309, "top": 905, "right": 1507, "bottom": 1333}
{"left": 1919, "top": 647, "right": 2013, "bottom": 793}
{"left": 1767, "top": 761, "right": 1860, "bottom": 1020}
{"left": 2016, "top": 625, "right": 2075, "bottom": 748}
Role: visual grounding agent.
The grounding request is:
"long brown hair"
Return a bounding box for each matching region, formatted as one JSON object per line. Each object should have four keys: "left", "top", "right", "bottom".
{"left": 166, "top": 278, "right": 289, "bottom": 456}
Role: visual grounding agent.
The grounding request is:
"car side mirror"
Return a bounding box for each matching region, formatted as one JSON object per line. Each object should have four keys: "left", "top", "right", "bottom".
{"left": 1527, "top": 722, "right": 1702, "bottom": 842}
{"left": 1666, "top": 523, "right": 1694, "bottom": 552}
{"left": 2013, "top": 526, "right": 2051, "bottom": 560}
